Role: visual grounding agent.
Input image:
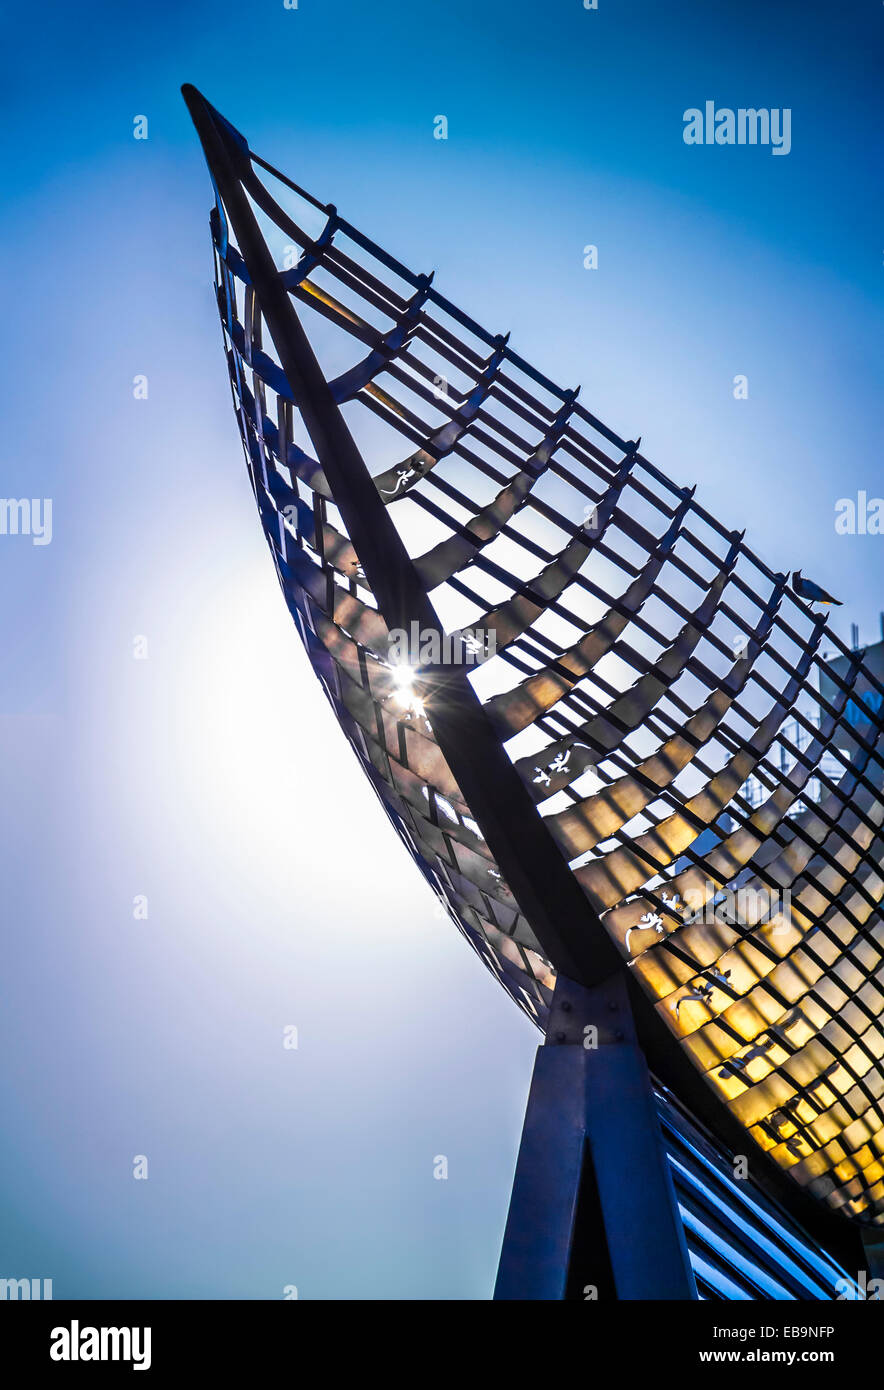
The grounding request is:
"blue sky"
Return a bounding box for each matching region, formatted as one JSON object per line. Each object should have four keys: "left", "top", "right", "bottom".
{"left": 1, "top": 0, "right": 882, "bottom": 1298}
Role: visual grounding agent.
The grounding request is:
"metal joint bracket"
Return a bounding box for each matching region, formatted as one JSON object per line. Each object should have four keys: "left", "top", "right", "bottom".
{"left": 546, "top": 971, "right": 633, "bottom": 1048}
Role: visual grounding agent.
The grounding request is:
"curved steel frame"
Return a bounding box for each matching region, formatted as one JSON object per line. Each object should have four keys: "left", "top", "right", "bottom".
{"left": 183, "top": 86, "right": 884, "bottom": 1286}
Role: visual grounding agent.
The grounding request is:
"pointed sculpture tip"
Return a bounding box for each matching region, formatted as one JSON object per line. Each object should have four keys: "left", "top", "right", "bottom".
{"left": 181, "top": 84, "right": 205, "bottom": 122}
{"left": 181, "top": 86, "right": 251, "bottom": 156}
{"left": 181, "top": 84, "right": 221, "bottom": 124}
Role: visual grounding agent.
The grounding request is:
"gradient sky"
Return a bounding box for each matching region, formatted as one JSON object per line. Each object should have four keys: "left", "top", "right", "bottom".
{"left": 1, "top": 0, "right": 882, "bottom": 1299}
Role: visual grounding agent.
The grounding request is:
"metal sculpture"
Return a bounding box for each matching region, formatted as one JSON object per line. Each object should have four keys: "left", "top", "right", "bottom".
{"left": 184, "top": 87, "right": 884, "bottom": 1289}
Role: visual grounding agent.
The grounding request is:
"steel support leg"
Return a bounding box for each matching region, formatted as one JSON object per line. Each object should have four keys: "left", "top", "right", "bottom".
{"left": 494, "top": 972, "right": 697, "bottom": 1300}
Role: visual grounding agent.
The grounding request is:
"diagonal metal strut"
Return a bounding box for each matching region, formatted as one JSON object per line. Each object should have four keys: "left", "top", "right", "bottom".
{"left": 182, "top": 82, "right": 624, "bottom": 990}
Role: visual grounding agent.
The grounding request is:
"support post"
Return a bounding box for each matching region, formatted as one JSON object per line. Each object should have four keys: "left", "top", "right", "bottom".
{"left": 494, "top": 972, "right": 697, "bottom": 1300}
